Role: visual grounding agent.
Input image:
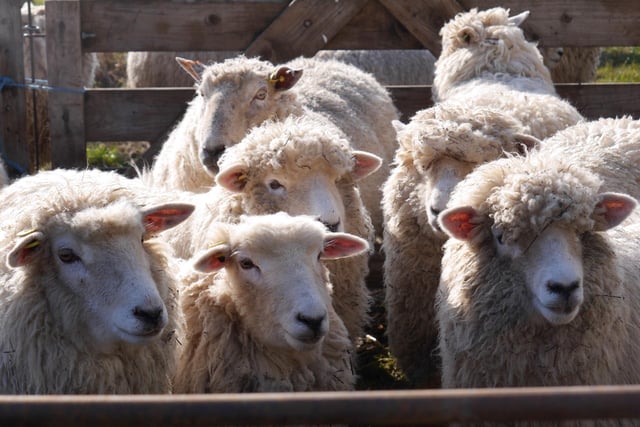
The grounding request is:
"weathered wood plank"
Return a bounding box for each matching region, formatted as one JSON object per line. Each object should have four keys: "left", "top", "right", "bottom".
{"left": 0, "top": 0, "right": 31, "bottom": 174}
{"left": 245, "top": 0, "right": 369, "bottom": 63}
{"left": 80, "top": 0, "right": 289, "bottom": 53}
{"left": 46, "top": 0, "right": 86, "bottom": 168}
{"left": 84, "top": 84, "right": 640, "bottom": 143}
{"left": 377, "top": 0, "right": 465, "bottom": 55}
{"left": 84, "top": 88, "right": 192, "bottom": 141}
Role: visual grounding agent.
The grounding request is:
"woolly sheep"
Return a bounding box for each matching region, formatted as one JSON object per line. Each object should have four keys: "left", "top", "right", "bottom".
{"left": 126, "top": 49, "right": 435, "bottom": 88}
{"left": 382, "top": 102, "right": 539, "bottom": 387}
{"left": 0, "top": 168, "right": 193, "bottom": 394}
{"left": 148, "top": 54, "right": 399, "bottom": 232}
{"left": 436, "top": 151, "right": 640, "bottom": 410}
{"left": 432, "top": 7, "right": 583, "bottom": 140}
{"left": 161, "top": 114, "right": 381, "bottom": 344}
{"left": 174, "top": 212, "right": 368, "bottom": 393}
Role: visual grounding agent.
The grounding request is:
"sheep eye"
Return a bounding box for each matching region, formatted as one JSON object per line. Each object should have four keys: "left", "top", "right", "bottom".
{"left": 254, "top": 89, "right": 267, "bottom": 101}
{"left": 239, "top": 258, "right": 256, "bottom": 270}
{"left": 268, "top": 180, "right": 284, "bottom": 190}
{"left": 58, "top": 248, "right": 80, "bottom": 264}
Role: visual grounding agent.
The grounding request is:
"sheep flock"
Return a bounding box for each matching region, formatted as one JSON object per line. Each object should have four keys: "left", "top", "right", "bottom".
{"left": 8, "top": 3, "right": 640, "bottom": 426}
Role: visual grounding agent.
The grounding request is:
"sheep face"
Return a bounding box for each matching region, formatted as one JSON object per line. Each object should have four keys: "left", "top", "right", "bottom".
{"left": 440, "top": 191, "right": 636, "bottom": 326}
{"left": 7, "top": 201, "right": 194, "bottom": 351}
{"left": 177, "top": 57, "right": 302, "bottom": 174}
{"left": 193, "top": 214, "right": 368, "bottom": 352}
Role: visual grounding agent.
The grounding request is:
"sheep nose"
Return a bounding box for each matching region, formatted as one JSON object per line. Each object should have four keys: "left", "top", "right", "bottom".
{"left": 546, "top": 280, "right": 581, "bottom": 301}
{"left": 322, "top": 219, "right": 341, "bottom": 233}
{"left": 133, "top": 306, "right": 165, "bottom": 328}
{"left": 296, "top": 312, "right": 326, "bottom": 337}
{"left": 199, "top": 146, "right": 226, "bottom": 173}
{"left": 429, "top": 206, "right": 441, "bottom": 218}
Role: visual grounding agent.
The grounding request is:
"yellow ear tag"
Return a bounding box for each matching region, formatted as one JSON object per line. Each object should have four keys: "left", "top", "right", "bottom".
{"left": 208, "top": 240, "right": 227, "bottom": 249}
{"left": 268, "top": 73, "right": 286, "bottom": 83}
{"left": 17, "top": 228, "right": 39, "bottom": 237}
{"left": 24, "top": 240, "right": 40, "bottom": 249}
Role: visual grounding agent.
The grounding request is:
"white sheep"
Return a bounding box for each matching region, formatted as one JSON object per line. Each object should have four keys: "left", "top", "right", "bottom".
{"left": 126, "top": 49, "right": 434, "bottom": 88}
{"left": 161, "top": 114, "right": 380, "bottom": 345}
{"left": 0, "top": 168, "right": 193, "bottom": 394}
{"left": 174, "top": 212, "right": 368, "bottom": 393}
{"left": 148, "top": 54, "right": 399, "bottom": 232}
{"left": 436, "top": 151, "right": 640, "bottom": 406}
{"left": 382, "top": 102, "right": 539, "bottom": 387}
{"left": 432, "top": 7, "right": 583, "bottom": 140}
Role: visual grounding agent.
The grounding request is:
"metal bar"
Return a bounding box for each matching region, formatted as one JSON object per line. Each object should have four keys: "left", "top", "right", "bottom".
{"left": 1, "top": 385, "right": 640, "bottom": 426}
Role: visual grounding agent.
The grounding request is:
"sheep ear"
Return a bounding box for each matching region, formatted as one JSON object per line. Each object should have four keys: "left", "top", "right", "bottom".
{"left": 7, "top": 231, "right": 45, "bottom": 268}
{"left": 176, "top": 57, "right": 206, "bottom": 83}
{"left": 268, "top": 66, "right": 303, "bottom": 90}
{"left": 192, "top": 244, "right": 231, "bottom": 273}
{"left": 143, "top": 203, "right": 195, "bottom": 235}
{"left": 352, "top": 151, "right": 382, "bottom": 181}
{"left": 457, "top": 27, "right": 477, "bottom": 45}
{"left": 513, "top": 133, "right": 541, "bottom": 155}
{"left": 439, "top": 206, "right": 483, "bottom": 240}
{"left": 591, "top": 193, "right": 637, "bottom": 231}
{"left": 392, "top": 120, "right": 407, "bottom": 134}
{"left": 322, "top": 233, "right": 369, "bottom": 259}
{"left": 216, "top": 164, "right": 249, "bottom": 192}
{"left": 508, "top": 10, "right": 530, "bottom": 26}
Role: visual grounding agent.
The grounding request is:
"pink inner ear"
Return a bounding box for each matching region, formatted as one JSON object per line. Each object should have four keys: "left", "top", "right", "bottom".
{"left": 352, "top": 152, "right": 381, "bottom": 180}
{"left": 196, "top": 253, "right": 227, "bottom": 273}
{"left": 217, "top": 167, "right": 248, "bottom": 192}
{"left": 440, "top": 207, "right": 478, "bottom": 240}
{"left": 144, "top": 205, "right": 195, "bottom": 233}
{"left": 596, "top": 194, "right": 636, "bottom": 229}
{"left": 323, "top": 237, "right": 366, "bottom": 258}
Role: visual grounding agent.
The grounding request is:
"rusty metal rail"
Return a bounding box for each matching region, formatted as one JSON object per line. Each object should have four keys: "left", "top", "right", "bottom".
{"left": 1, "top": 385, "right": 640, "bottom": 426}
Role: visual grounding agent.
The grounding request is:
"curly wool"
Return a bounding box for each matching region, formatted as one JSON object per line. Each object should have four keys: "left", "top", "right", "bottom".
{"left": 0, "top": 169, "right": 182, "bottom": 394}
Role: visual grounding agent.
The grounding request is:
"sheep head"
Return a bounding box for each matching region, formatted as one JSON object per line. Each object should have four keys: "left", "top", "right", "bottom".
{"left": 394, "top": 103, "right": 539, "bottom": 235}
{"left": 176, "top": 56, "right": 304, "bottom": 175}
{"left": 7, "top": 200, "right": 194, "bottom": 352}
{"left": 215, "top": 116, "right": 381, "bottom": 233}
{"left": 433, "top": 7, "right": 553, "bottom": 100}
{"left": 438, "top": 155, "right": 637, "bottom": 325}
{"left": 191, "top": 213, "right": 368, "bottom": 351}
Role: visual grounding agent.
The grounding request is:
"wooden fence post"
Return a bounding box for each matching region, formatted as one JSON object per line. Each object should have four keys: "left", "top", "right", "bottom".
{"left": 0, "top": 0, "right": 31, "bottom": 175}
{"left": 46, "top": 0, "right": 86, "bottom": 169}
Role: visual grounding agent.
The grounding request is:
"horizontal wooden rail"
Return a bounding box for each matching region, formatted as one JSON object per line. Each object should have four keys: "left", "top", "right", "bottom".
{"left": 2, "top": 385, "right": 640, "bottom": 426}
{"left": 84, "top": 83, "right": 640, "bottom": 143}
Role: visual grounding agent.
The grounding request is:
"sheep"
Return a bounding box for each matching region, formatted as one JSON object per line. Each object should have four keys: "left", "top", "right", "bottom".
{"left": 0, "top": 168, "right": 194, "bottom": 394}
{"left": 381, "top": 102, "right": 539, "bottom": 387}
{"left": 435, "top": 151, "right": 640, "bottom": 414}
{"left": 160, "top": 114, "right": 381, "bottom": 345}
{"left": 432, "top": 7, "right": 583, "bottom": 140}
{"left": 126, "top": 49, "right": 434, "bottom": 88}
{"left": 148, "top": 54, "right": 399, "bottom": 232}
{"left": 20, "top": 2, "right": 98, "bottom": 171}
{"left": 540, "top": 46, "right": 603, "bottom": 83}
{"left": 173, "top": 212, "right": 368, "bottom": 393}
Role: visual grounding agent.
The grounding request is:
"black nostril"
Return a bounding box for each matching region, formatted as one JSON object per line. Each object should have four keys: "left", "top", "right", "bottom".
{"left": 322, "top": 220, "right": 340, "bottom": 233}
{"left": 296, "top": 313, "right": 325, "bottom": 335}
{"left": 430, "top": 206, "right": 440, "bottom": 217}
{"left": 200, "top": 146, "right": 226, "bottom": 171}
{"left": 547, "top": 280, "right": 580, "bottom": 300}
{"left": 133, "top": 306, "right": 164, "bottom": 326}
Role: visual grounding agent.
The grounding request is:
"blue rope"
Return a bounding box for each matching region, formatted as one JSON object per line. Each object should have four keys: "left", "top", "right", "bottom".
{"left": 0, "top": 76, "right": 85, "bottom": 94}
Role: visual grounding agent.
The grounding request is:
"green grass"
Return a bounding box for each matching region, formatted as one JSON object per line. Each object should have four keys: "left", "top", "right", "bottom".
{"left": 86, "top": 143, "right": 126, "bottom": 169}
{"left": 596, "top": 47, "right": 640, "bottom": 82}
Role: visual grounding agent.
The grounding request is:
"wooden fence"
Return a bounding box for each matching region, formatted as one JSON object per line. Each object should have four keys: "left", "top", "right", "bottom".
{"left": 2, "top": 0, "right": 640, "bottom": 425}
